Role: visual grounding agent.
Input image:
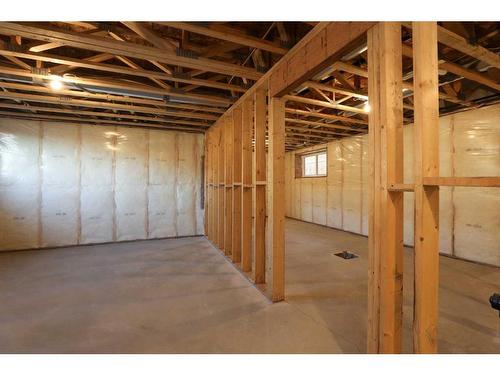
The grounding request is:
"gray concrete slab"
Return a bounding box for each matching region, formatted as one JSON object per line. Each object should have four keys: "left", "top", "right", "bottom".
{"left": 0, "top": 219, "right": 499, "bottom": 353}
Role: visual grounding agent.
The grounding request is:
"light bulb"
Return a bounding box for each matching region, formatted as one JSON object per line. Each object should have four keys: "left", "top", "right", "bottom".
{"left": 363, "top": 102, "right": 371, "bottom": 113}
{"left": 49, "top": 75, "right": 63, "bottom": 91}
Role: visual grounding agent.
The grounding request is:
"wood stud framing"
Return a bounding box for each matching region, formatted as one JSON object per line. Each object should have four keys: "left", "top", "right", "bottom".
{"left": 367, "top": 22, "right": 404, "bottom": 354}
{"left": 412, "top": 21, "right": 440, "bottom": 354}
{"left": 268, "top": 96, "right": 286, "bottom": 302}
{"left": 241, "top": 98, "right": 253, "bottom": 272}
{"left": 0, "top": 21, "right": 495, "bottom": 353}
{"left": 253, "top": 88, "right": 267, "bottom": 285}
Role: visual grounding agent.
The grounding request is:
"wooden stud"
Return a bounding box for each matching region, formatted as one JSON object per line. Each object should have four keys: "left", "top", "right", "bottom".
{"left": 412, "top": 21, "right": 440, "bottom": 354}
{"left": 367, "top": 22, "right": 404, "bottom": 354}
{"left": 241, "top": 98, "right": 254, "bottom": 272}
{"left": 232, "top": 107, "right": 243, "bottom": 263}
{"left": 218, "top": 121, "right": 226, "bottom": 250}
{"left": 268, "top": 95, "right": 286, "bottom": 302}
{"left": 254, "top": 88, "right": 267, "bottom": 284}
{"left": 212, "top": 127, "right": 220, "bottom": 246}
{"left": 225, "top": 116, "right": 234, "bottom": 257}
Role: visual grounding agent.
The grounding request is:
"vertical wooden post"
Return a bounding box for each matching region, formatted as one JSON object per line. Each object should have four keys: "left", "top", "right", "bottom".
{"left": 268, "top": 94, "right": 285, "bottom": 302}
{"left": 211, "top": 128, "right": 219, "bottom": 246}
{"left": 218, "top": 121, "right": 225, "bottom": 250}
{"left": 254, "top": 88, "right": 267, "bottom": 284}
{"left": 225, "top": 116, "right": 233, "bottom": 257}
{"left": 367, "top": 22, "right": 404, "bottom": 353}
{"left": 232, "top": 106, "right": 243, "bottom": 263}
{"left": 367, "top": 23, "right": 382, "bottom": 354}
{"left": 241, "top": 98, "right": 253, "bottom": 272}
{"left": 206, "top": 132, "right": 212, "bottom": 240}
{"left": 413, "top": 21, "right": 440, "bottom": 354}
{"left": 204, "top": 132, "right": 209, "bottom": 237}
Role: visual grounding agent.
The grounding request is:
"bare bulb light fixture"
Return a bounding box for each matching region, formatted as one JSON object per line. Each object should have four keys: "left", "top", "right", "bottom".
{"left": 49, "top": 75, "right": 63, "bottom": 91}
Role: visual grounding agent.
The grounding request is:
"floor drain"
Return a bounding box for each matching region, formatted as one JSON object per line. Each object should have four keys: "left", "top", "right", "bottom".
{"left": 334, "top": 251, "right": 358, "bottom": 260}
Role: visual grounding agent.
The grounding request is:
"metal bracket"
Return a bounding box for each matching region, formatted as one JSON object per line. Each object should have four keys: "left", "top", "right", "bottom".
{"left": 176, "top": 48, "right": 199, "bottom": 59}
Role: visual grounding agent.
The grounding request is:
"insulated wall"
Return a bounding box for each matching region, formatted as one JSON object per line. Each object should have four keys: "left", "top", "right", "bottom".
{"left": 0, "top": 118, "right": 204, "bottom": 251}
{"left": 285, "top": 104, "right": 500, "bottom": 267}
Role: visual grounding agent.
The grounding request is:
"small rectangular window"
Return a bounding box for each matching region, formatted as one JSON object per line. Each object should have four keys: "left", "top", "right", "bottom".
{"left": 300, "top": 150, "right": 327, "bottom": 177}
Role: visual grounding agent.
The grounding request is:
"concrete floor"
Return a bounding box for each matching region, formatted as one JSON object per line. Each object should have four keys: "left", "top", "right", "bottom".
{"left": 0, "top": 219, "right": 499, "bottom": 353}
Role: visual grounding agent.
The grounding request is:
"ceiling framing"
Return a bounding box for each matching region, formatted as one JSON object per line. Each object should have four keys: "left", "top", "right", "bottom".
{"left": 0, "top": 21, "right": 498, "bottom": 143}
{"left": 0, "top": 21, "right": 312, "bottom": 132}
{"left": 283, "top": 22, "right": 500, "bottom": 150}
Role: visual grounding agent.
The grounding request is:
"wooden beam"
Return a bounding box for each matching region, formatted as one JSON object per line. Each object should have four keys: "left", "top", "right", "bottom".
{"left": 0, "top": 79, "right": 225, "bottom": 113}
{"left": 269, "top": 22, "right": 375, "bottom": 96}
{"left": 413, "top": 21, "right": 440, "bottom": 354}
{"left": 285, "top": 130, "right": 336, "bottom": 141}
{"left": 232, "top": 106, "right": 243, "bottom": 263}
{"left": 285, "top": 117, "right": 367, "bottom": 132}
{"left": 285, "top": 108, "right": 368, "bottom": 125}
{"left": 0, "top": 109, "right": 204, "bottom": 132}
{"left": 304, "top": 81, "right": 369, "bottom": 100}
{"left": 423, "top": 176, "right": 500, "bottom": 188}
{"left": 285, "top": 124, "right": 349, "bottom": 137}
{"left": 367, "top": 22, "right": 404, "bottom": 354}
{"left": 0, "top": 102, "right": 210, "bottom": 128}
{"left": 0, "top": 22, "right": 263, "bottom": 80}
{"left": 28, "top": 28, "right": 103, "bottom": 53}
{"left": 0, "top": 48, "right": 247, "bottom": 94}
{"left": 0, "top": 40, "right": 32, "bottom": 70}
{"left": 159, "top": 22, "right": 288, "bottom": 55}
{"left": 334, "top": 61, "right": 369, "bottom": 78}
{"left": 0, "top": 65, "right": 232, "bottom": 107}
{"left": 122, "top": 22, "right": 177, "bottom": 52}
{"left": 388, "top": 183, "right": 415, "bottom": 192}
{"left": 0, "top": 90, "right": 217, "bottom": 121}
{"left": 401, "top": 44, "right": 500, "bottom": 92}
{"left": 51, "top": 52, "right": 115, "bottom": 74}
{"left": 253, "top": 88, "right": 267, "bottom": 284}
{"left": 241, "top": 98, "right": 253, "bottom": 272}
{"left": 268, "top": 95, "right": 286, "bottom": 302}
{"left": 284, "top": 95, "right": 369, "bottom": 115}
{"left": 436, "top": 25, "right": 500, "bottom": 69}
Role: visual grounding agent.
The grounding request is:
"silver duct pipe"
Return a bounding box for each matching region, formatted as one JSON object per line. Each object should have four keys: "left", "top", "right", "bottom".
{"left": 0, "top": 72, "right": 225, "bottom": 107}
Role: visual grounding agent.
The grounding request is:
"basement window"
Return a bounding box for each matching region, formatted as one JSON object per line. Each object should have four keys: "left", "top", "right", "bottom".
{"left": 297, "top": 150, "right": 327, "bottom": 178}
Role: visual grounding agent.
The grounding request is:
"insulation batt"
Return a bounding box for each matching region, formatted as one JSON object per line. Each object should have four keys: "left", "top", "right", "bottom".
{"left": 285, "top": 104, "right": 500, "bottom": 267}
{"left": 0, "top": 119, "right": 204, "bottom": 251}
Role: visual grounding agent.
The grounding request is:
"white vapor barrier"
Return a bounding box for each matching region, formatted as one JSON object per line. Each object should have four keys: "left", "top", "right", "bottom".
{"left": 0, "top": 187, "right": 39, "bottom": 250}
{"left": 452, "top": 106, "right": 500, "bottom": 265}
{"left": 80, "top": 126, "right": 114, "bottom": 244}
{"left": 148, "top": 131, "right": 177, "bottom": 239}
{"left": 327, "top": 141, "right": 342, "bottom": 228}
{"left": 177, "top": 133, "right": 197, "bottom": 236}
{"left": 115, "top": 186, "right": 147, "bottom": 241}
{"left": 195, "top": 135, "right": 205, "bottom": 235}
{"left": 342, "top": 136, "right": 363, "bottom": 234}
{"left": 0, "top": 118, "right": 204, "bottom": 251}
{"left": 148, "top": 184, "right": 176, "bottom": 238}
{"left": 41, "top": 123, "right": 79, "bottom": 247}
{"left": 115, "top": 127, "right": 147, "bottom": 241}
{"left": 81, "top": 186, "right": 114, "bottom": 244}
{"left": 285, "top": 104, "right": 500, "bottom": 267}
{"left": 0, "top": 120, "right": 40, "bottom": 249}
